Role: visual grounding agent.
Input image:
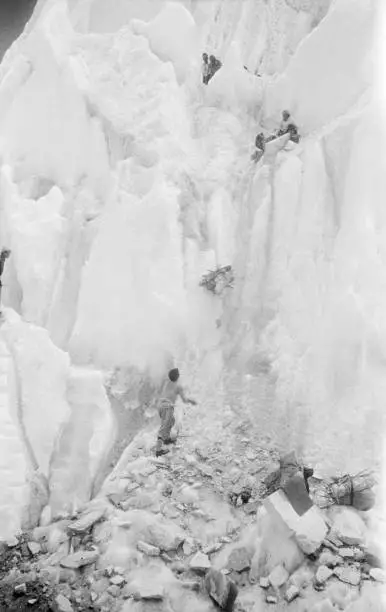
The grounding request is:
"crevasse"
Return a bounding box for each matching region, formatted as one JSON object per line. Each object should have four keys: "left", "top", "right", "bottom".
{"left": 0, "top": 0, "right": 382, "bottom": 542}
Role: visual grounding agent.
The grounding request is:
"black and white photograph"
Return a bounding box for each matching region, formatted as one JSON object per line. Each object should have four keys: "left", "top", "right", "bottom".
{"left": 0, "top": 1, "right": 384, "bottom": 611}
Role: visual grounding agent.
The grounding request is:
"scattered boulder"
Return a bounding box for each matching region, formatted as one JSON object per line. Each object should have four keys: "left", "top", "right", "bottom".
{"left": 110, "top": 575, "right": 125, "bottom": 586}
{"left": 264, "top": 490, "right": 327, "bottom": 554}
{"left": 95, "top": 592, "right": 114, "bottom": 609}
{"left": 226, "top": 547, "right": 252, "bottom": 573}
{"left": 127, "top": 511, "right": 185, "bottom": 551}
{"left": 285, "top": 584, "right": 300, "bottom": 602}
{"left": 315, "top": 565, "right": 333, "bottom": 585}
{"left": 27, "top": 542, "right": 41, "bottom": 556}
{"left": 59, "top": 568, "right": 77, "bottom": 584}
{"left": 323, "top": 535, "right": 342, "bottom": 551}
{"left": 330, "top": 508, "right": 366, "bottom": 546}
{"left": 132, "top": 584, "right": 164, "bottom": 600}
{"left": 39, "top": 566, "right": 60, "bottom": 585}
{"left": 340, "top": 547, "right": 355, "bottom": 559}
{"left": 334, "top": 565, "right": 361, "bottom": 586}
{"left": 259, "top": 577, "right": 269, "bottom": 589}
{"left": 352, "top": 548, "right": 365, "bottom": 561}
{"left": 14, "top": 583, "right": 27, "bottom": 595}
{"left": 289, "top": 566, "right": 314, "bottom": 590}
{"left": 182, "top": 537, "right": 197, "bottom": 556}
{"left": 319, "top": 550, "right": 341, "bottom": 567}
{"left": 91, "top": 578, "right": 110, "bottom": 594}
{"left": 67, "top": 509, "right": 105, "bottom": 535}
{"left": 137, "top": 541, "right": 160, "bottom": 556}
{"left": 107, "top": 584, "right": 120, "bottom": 597}
{"left": 189, "top": 552, "right": 211, "bottom": 572}
{"left": 60, "top": 549, "right": 99, "bottom": 569}
{"left": 244, "top": 501, "right": 260, "bottom": 515}
{"left": 107, "top": 492, "right": 127, "bottom": 507}
{"left": 268, "top": 564, "right": 289, "bottom": 588}
{"left": 204, "top": 568, "right": 238, "bottom": 611}
{"left": 54, "top": 594, "right": 74, "bottom": 612}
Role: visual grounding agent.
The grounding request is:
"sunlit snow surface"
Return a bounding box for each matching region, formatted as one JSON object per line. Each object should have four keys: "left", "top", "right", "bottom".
{"left": 0, "top": 0, "right": 383, "bottom": 539}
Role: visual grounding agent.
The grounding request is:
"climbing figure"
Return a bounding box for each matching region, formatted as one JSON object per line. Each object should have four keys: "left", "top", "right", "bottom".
{"left": 277, "top": 110, "right": 300, "bottom": 143}
{"left": 277, "top": 110, "right": 291, "bottom": 136}
{"left": 251, "top": 132, "right": 265, "bottom": 163}
{"left": 202, "top": 53, "right": 210, "bottom": 85}
{"left": 287, "top": 123, "right": 300, "bottom": 144}
{"left": 207, "top": 54, "right": 222, "bottom": 82}
{"left": 0, "top": 248, "right": 11, "bottom": 316}
{"left": 155, "top": 368, "right": 197, "bottom": 457}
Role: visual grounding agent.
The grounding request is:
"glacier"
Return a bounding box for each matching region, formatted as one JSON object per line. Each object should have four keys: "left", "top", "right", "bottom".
{"left": 0, "top": 0, "right": 383, "bottom": 565}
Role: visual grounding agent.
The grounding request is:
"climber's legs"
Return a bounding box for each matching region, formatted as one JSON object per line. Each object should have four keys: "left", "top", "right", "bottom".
{"left": 155, "top": 402, "right": 176, "bottom": 455}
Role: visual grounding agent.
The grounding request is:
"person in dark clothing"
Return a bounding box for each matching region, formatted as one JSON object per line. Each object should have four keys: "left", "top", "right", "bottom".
{"left": 251, "top": 132, "right": 265, "bottom": 162}
{"left": 155, "top": 368, "right": 197, "bottom": 457}
{"left": 277, "top": 110, "right": 300, "bottom": 143}
{"left": 255, "top": 132, "right": 265, "bottom": 152}
{"left": 287, "top": 123, "right": 300, "bottom": 143}
{"left": 207, "top": 54, "right": 222, "bottom": 82}
{"left": 277, "top": 109, "right": 291, "bottom": 136}
{"left": 202, "top": 52, "right": 210, "bottom": 85}
{"left": 0, "top": 248, "right": 11, "bottom": 314}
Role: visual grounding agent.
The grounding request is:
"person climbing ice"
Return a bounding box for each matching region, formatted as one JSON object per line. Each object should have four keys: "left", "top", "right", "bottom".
{"left": 0, "top": 248, "right": 11, "bottom": 316}
{"left": 278, "top": 109, "right": 291, "bottom": 135}
{"left": 202, "top": 52, "right": 210, "bottom": 85}
{"left": 207, "top": 54, "right": 222, "bottom": 82}
{"left": 252, "top": 132, "right": 265, "bottom": 162}
{"left": 155, "top": 368, "right": 197, "bottom": 457}
{"left": 277, "top": 110, "right": 300, "bottom": 143}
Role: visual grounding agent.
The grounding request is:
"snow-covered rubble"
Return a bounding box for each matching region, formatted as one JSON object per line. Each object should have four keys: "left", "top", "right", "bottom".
{"left": 0, "top": 437, "right": 384, "bottom": 611}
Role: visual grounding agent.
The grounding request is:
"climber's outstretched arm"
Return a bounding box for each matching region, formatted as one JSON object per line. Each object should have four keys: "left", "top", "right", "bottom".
{"left": 178, "top": 385, "right": 197, "bottom": 406}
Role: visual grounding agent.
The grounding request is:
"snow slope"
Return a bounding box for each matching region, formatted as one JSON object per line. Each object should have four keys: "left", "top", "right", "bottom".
{"left": 0, "top": 0, "right": 383, "bottom": 540}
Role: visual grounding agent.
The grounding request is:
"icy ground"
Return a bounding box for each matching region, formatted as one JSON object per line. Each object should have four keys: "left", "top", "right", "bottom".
{"left": 0, "top": 0, "right": 385, "bottom": 610}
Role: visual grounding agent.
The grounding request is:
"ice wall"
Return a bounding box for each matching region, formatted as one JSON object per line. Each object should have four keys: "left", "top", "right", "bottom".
{"left": 0, "top": 334, "right": 29, "bottom": 541}
{"left": 0, "top": 0, "right": 383, "bottom": 538}
{"left": 264, "top": 0, "right": 375, "bottom": 132}
{"left": 201, "top": 0, "right": 332, "bottom": 75}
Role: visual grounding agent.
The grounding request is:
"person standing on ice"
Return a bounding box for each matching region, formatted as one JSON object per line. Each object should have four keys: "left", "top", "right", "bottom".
{"left": 0, "top": 248, "right": 11, "bottom": 315}
{"left": 155, "top": 368, "right": 197, "bottom": 457}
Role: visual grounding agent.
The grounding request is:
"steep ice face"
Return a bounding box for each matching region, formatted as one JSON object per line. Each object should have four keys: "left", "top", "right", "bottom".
{"left": 0, "top": 0, "right": 382, "bottom": 540}
{"left": 264, "top": 0, "right": 375, "bottom": 132}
